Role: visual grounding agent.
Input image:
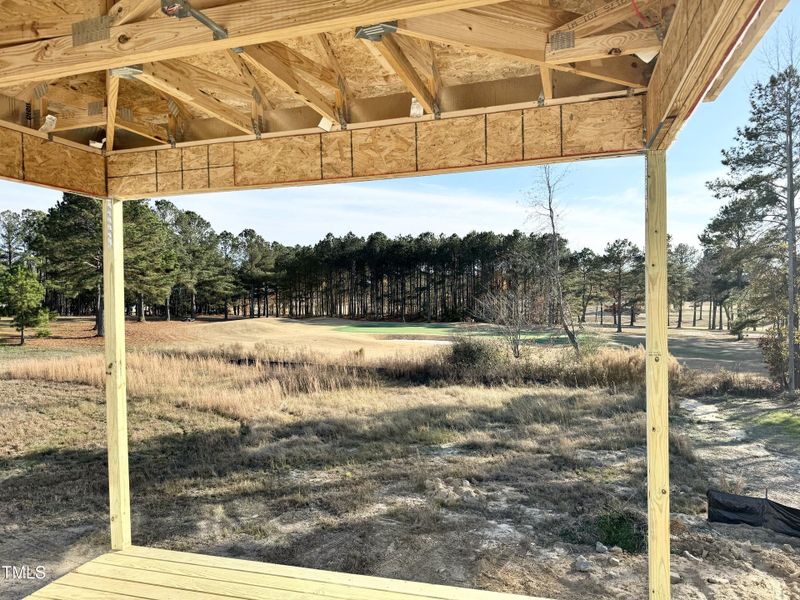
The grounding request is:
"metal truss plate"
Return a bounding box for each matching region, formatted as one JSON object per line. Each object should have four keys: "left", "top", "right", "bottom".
{"left": 549, "top": 30, "right": 575, "bottom": 51}
{"left": 88, "top": 100, "right": 105, "bottom": 116}
{"left": 33, "top": 83, "right": 49, "bottom": 100}
{"left": 72, "top": 16, "right": 111, "bottom": 46}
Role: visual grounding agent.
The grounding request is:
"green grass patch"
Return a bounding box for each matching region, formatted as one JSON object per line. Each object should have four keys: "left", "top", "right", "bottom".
{"left": 754, "top": 410, "right": 800, "bottom": 438}
{"left": 335, "top": 322, "right": 460, "bottom": 335}
{"left": 334, "top": 322, "right": 585, "bottom": 345}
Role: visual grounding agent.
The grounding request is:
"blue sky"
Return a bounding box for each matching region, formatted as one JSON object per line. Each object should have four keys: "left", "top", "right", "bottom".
{"left": 1, "top": 3, "right": 797, "bottom": 252}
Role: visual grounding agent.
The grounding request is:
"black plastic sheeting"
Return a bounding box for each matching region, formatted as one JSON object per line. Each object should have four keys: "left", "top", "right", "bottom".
{"left": 707, "top": 489, "right": 800, "bottom": 539}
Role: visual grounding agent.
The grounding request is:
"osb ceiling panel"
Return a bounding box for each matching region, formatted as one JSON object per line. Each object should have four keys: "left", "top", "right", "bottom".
{"left": 328, "top": 30, "right": 410, "bottom": 99}
{"left": 433, "top": 43, "right": 537, "bottom": 88}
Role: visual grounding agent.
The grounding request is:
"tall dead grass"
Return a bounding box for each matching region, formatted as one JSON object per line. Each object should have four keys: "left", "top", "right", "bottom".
{"left": 0, "top": 346, "right": 376, "bottom": 420}
{"left": 0, "top": 336, "right": 774, "bottom": 421}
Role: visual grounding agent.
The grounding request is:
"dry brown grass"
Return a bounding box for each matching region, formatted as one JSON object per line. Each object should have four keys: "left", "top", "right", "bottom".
{"left": 0, "top": 345, "right": 377, "bottom": 420}
{"left": 0, "top": 337, "right": 764, "bottom": 424}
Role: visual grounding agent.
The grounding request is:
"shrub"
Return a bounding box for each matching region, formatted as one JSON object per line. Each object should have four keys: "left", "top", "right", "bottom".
{"left": 594, "top": 505, "right": 647, "bottom": 553}
{"left": 448, "top": 336, "right": 506, "bottom": 381}
{"left": 34, "top": 309, "right": 54, "bottom": 338}
{"left": 757, "top": 327, "right": 794, "bottom": 388}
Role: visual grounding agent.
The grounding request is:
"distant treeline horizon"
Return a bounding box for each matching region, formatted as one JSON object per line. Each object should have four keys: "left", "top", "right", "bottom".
{"left": 2, "top": 194, "right": 714, "bottom": 335}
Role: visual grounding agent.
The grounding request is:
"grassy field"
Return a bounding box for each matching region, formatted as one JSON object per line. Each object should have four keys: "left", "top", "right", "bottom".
{"left": 0, "top": 317, "right": 798, "bottom": 599}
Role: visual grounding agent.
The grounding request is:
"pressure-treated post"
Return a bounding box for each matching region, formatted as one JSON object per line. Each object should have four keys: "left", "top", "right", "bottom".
{"left": 645, "top": 150, "right": 670, "bottom": 599}
{"left": 102, "top": 198, "right": 131, "bottom": 550}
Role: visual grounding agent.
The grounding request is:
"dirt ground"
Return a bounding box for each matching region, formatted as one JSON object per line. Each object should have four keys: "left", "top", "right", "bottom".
{"left": 1, "top": 318, "right": 797, "bottom": 599}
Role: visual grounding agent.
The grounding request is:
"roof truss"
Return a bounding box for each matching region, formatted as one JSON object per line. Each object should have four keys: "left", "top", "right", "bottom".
{"left": 0, "top": 0, "right": 729, "bottom": 154}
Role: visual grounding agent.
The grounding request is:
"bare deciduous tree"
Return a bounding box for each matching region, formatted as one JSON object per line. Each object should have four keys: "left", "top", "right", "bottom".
{"left": 527, "top": 166, "right": 581, "bottom": 356}
{"left": 473, "top": 287, "right": 531, "bottom": 358}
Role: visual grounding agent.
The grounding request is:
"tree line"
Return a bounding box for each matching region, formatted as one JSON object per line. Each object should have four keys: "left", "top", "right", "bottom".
{"left": 0, "top": 195, "right": 641, "bottom": 325}
{"left": 1, "top": 192, "right": 733, "bottom": 341}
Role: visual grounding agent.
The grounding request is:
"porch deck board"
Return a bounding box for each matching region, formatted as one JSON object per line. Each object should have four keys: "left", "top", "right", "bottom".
{"left": 27, "top": 546, "right": 548, "bottom": 600}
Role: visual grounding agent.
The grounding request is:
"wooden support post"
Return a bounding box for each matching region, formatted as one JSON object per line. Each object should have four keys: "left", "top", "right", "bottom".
{"left": 102, "top": 197, "right": 131, "bottom": 550}
{"left": 645, "top": 149, "right": 670, "bottom": 599}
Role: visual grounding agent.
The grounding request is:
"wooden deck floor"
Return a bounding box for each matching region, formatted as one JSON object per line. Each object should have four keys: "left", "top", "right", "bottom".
{"left": 27, "top": 546, "right": 549, "bottom": 600}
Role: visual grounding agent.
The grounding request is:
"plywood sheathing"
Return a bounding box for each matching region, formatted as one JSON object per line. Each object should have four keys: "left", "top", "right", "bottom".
{"left": 235, "top": 135, "right": 322, "bottom": 186}
{"left": 487, "top": 111, "right": 523, "bottom": 164}
{"left": 417, "top": 115, "right": 486, "bottom": 170}
{"left": 23, "top": 134, "right": 105, "bottom": 196}
{"left": 106, "top": 96, "right": 644, "bottom": 198}
{"left": 321, "top": 131, "right": 352, "bottom": 180}
{"left": 562, "top": 95, "right": 643, "bottom": 154}
{"left": 0, "top": 127, "right": 22, "bottom": 180}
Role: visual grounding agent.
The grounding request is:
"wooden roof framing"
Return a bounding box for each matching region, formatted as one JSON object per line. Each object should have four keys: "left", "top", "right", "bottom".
{"left": 0, "top": 0, "right": 785, "bottom": 200}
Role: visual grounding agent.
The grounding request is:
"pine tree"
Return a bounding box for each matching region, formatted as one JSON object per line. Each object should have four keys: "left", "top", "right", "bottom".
{"left": 668, "top": 243, "right": 698, "bottom": 328}
{"left": 603, "top": 239, "right": 640, "bottom": 333}
{"left": 710, "top": 63, "right": 800, "bottom": 391}
{"left": 123, "top": 201, "right": 177, "bottom": 322}
{"left": 0, "top": 264, "right": 47, "bottom": 344}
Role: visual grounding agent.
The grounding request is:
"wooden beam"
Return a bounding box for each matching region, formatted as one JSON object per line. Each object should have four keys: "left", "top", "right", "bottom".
{"left": 705, "top": 0, "right": 788, "bottom": 101}
{"left": 462, "top": 1, "right": 577, "bottom": 30}
{"left": 102, "top": 197, "right": 131, "bottom": 551}
{"left": 226, "top": 50, "right": 273, "bottom": 112}
{"left": 117, "top": 118, "right": 169, "bottom": 143}
{"left": 546, "top": 28, "right": 662, "bottom": 64}
{"left": 135, "top": 62, "right": 253, "bottom": 134}
{"left": 314, "top": 33, "right": 352, "bottom": 125}
{"left": 0, "top": 0, "right": 506, "bottom": 86}
{"left": 646, "top": 0, "right": 768, "bottom": 150}
{"left": 397, "top": 11, "right": 646, "bottom": 88}
{"left": 106, "top": 74, "right": 120, "bottom": 151}
{"left": 371, "top": 34, "right": 438, "bottom": 115}
{"left": 398, "top": 10, "right": 547, "bottom": 63}
{"left": 571, "top": 56, "right": 651, "bottom": 89}
{"left": 51, "top": 112, "right": 108, "bottom": 132}
{"left": 170, "top": 60, "right": 254, "bottom": 101}
{"left": 645, "top": 149, "right": 670, "bottom": 600}
{"left": 261, "top": 42, "right": 338, "bottom": 89}
{"left": 552, "top": 0, "right": 656, "bottom": 37}
{"left": 241, "top": 45, "right": 338, "bottom": 125}
{"left": 540, "top": 67, "right": 553, "bottom": 100}
{"left": 107, "top": 0, "right": 160, "bottom": 26}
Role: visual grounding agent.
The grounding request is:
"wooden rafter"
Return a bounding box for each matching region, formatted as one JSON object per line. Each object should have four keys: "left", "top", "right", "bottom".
{"left": 551, "top": 0, "right": 656, "bottom": 38}
{"left": 171, "top": 60, "right": 254, "bottom": 102}
{"left": 462, "top": 1, "right": 578, "bottom": 30}
{"left": 396, "top": 10, "right": 650, "bottom": 89}
{"left": 226, "top": 50, "right": 273, "bottom": 112}
{"left": 546, "top": 28, "right": 662, "bottom": 64}
{"left": 398, "top": 10, "right": 547, "bottom": 63}
{"left": 241, "top": 45, "right": 339, "bottom": 125}
{"left": 540, "top": 67, "right": 553, "bottom": 100}
{"left": 371, "top": 34, "right": 438, "bottom": 115}
{"left": 314, "top": 33, "right": 351, "bottom": 125}
{"left": 0, "top": 0, "right": 507, "bottom": 86}
{"left": 393, "top": 35, "right": 440, "bottom": 91}
{"left": 135, "top": 62, "right": 253, "bottom": 134}
{"left": 106, "top": 73, "right": 120, "bottom": 151}
{"left": 261, "top": 42, "right": 338, "bottom": 89}
{"left": 51, "top": 112, "right": 107, "bottom": 132}
{"left": 117, "top": 118, "right": 169, "bottom": 143}
{"left": 107, "top": 0, "right": 161, "bottom": 26}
